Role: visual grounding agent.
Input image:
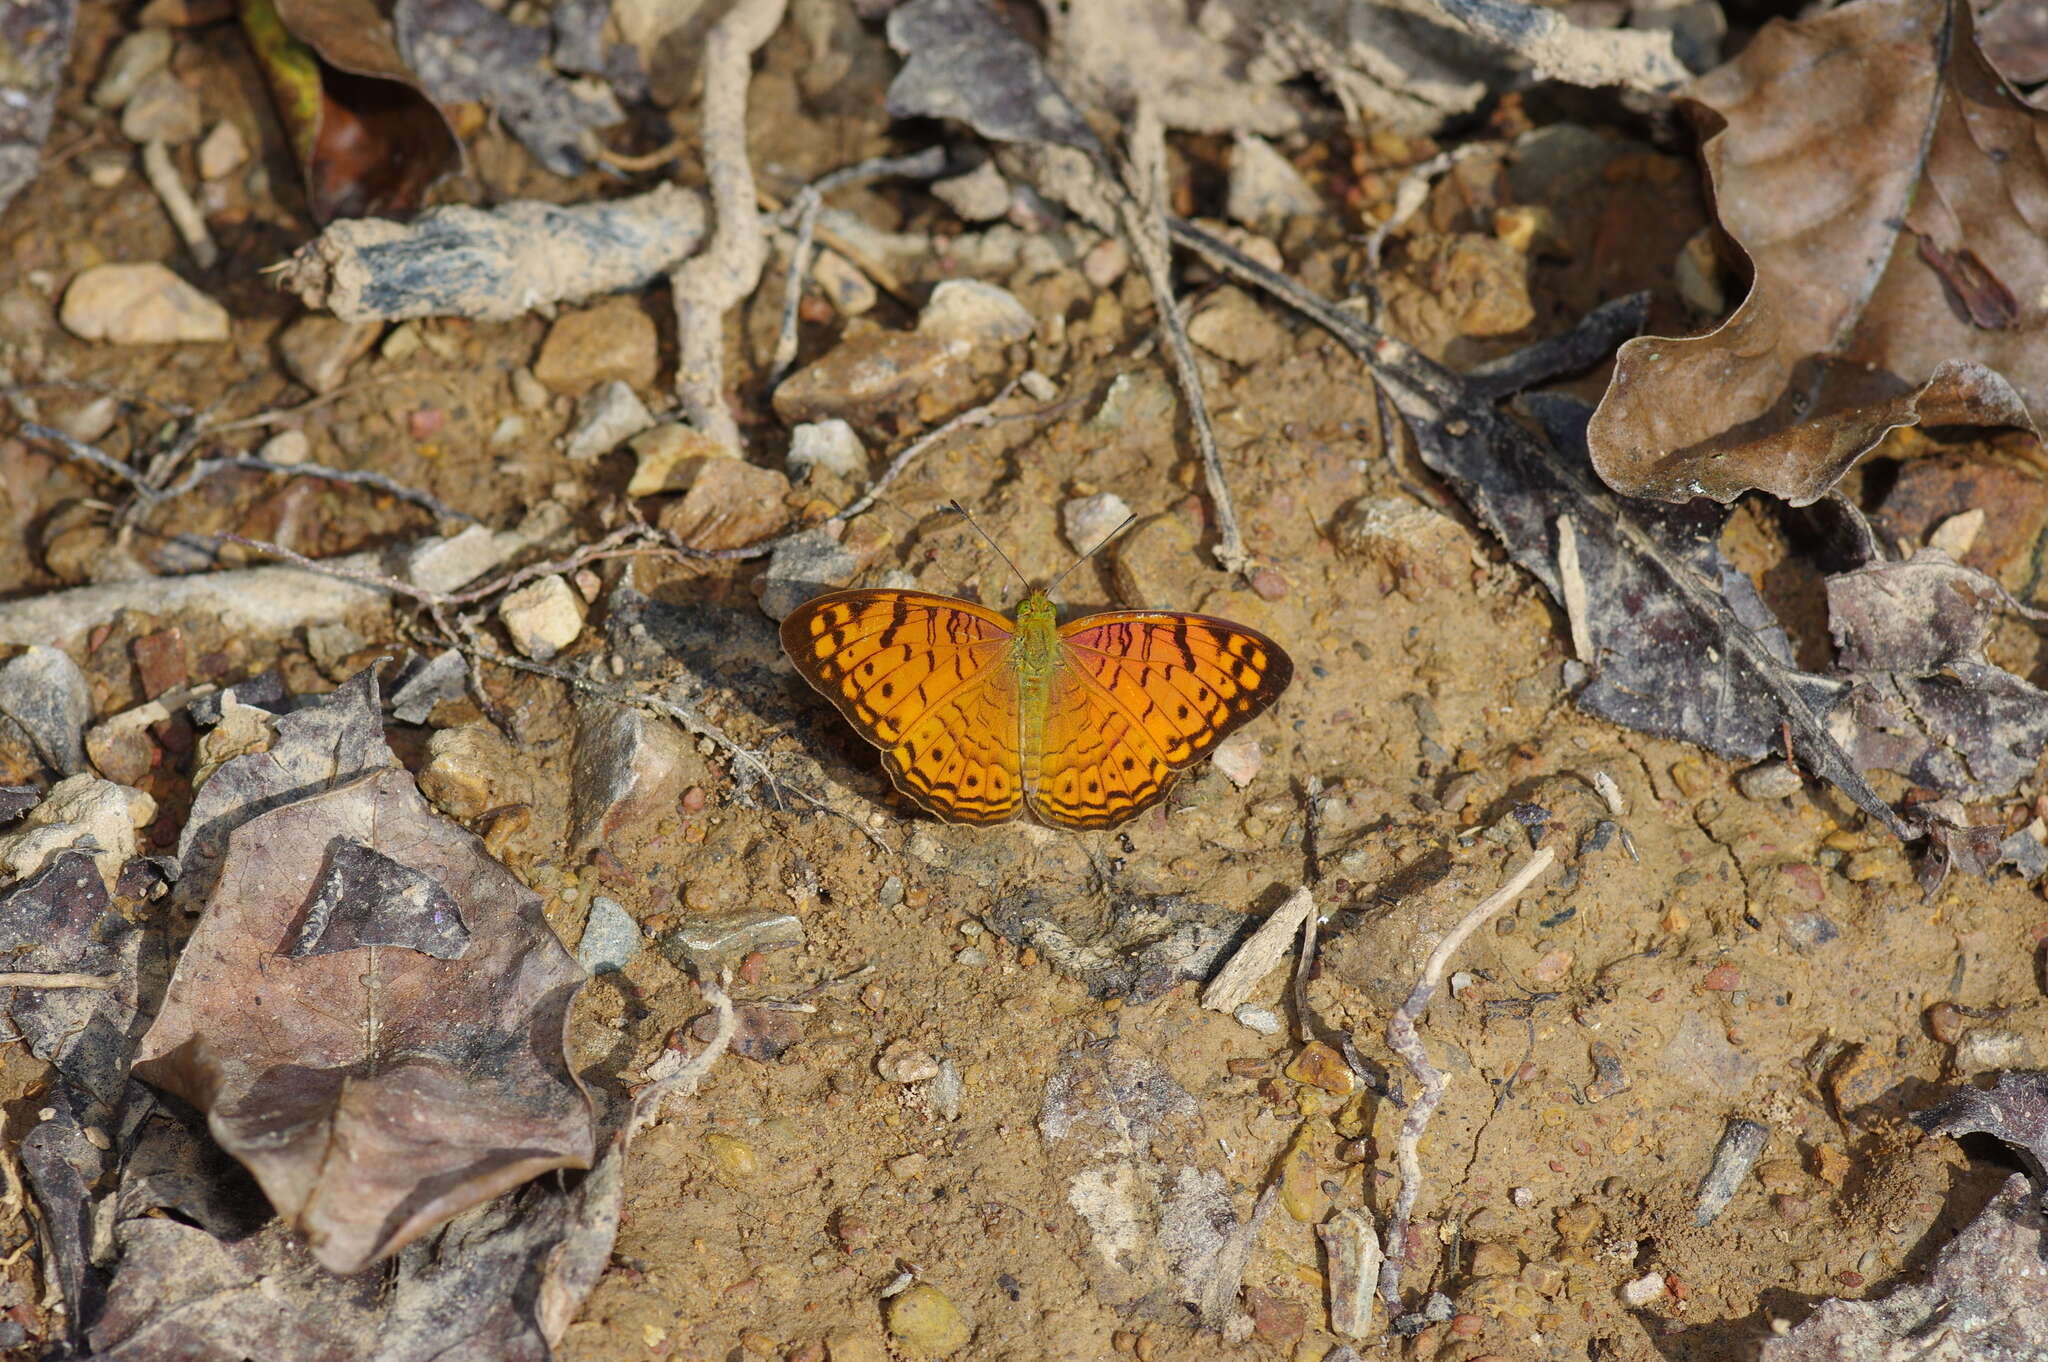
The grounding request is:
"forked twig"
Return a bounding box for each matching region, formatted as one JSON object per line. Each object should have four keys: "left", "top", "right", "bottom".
{"left": 1380, "top": 847, "right": 1555, "bottom": 1303}
{"left": 628, "top": 971, "right": 737, "bottom": 1137}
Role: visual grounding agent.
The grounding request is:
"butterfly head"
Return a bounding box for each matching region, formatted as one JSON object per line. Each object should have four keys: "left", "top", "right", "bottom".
{"left": 1013, "top": 592, "right": 1057, "bottom": 627}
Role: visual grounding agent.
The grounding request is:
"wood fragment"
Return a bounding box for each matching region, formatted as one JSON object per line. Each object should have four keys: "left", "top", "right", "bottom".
{"left": 140, "top": 140, "right": 217, "bottom": 269}
{"left": 0, "top": 973, "right": 115, "bottom": 990}
{"left": 1695, "top": 1118, "right": 1769, "bottom": 1226}
{"left": 1556, "top": 516, "right": 1594, "bottom": 662}
{"left": 1200, "top": 886, "right": 1316, "bottom": 1013}
{"left": 1319, "top": 1208, "right": 1382, "bottom": 1337}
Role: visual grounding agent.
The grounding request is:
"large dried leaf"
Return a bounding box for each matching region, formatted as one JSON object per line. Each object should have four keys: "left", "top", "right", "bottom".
{"left": 1588, "top": 0, "right": 2048, "bottom": 505}
{"left": 132, "top": 765, "right": 591, "bottom": 1274}
{"left": 1916, "top": 1069, "right": 2048, "bottom": 1179}
{"left": 0, "top": 848, "right": 148, "bottom": 1108}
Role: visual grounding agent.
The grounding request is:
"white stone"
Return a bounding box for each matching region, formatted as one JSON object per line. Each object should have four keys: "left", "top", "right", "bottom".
{"left": 1233, "top": 1004, "right": 1282, "bottom": 1035}
{"left": 258, "top": 429, "right": 310, "bottom": 465}
{"left": 499, "top": 575, "right": 585, "bottom": 661}
{"left": 932, "top": 160, "right": 1011, "bottom": 222}
{"left": 91, "top": 29, "right": 173, "bottom": 111}
{"left": 787, "top": 419, "right": 867, "bottom": 481}
{"left": 917, "top": 279, "right": 1033, "bottom": 344}
{"left": 60, "top": 263, "right": 229, "bottom": 344}
{"left": 813, "top": 249, "right": 876, "bottom": 316}
{"left": 55, "top": 394, "right": 119, "bottom": 443}
{"left": 0, "top": 773, "right": 156, "bottom": 892}
{"left": 563, "top": 380, "right": 654, "bottom": 461}
{"left": 1060, "top": 491, "right": 1132, "bottom": 556}
{"left": 1210, "top": 732, "right": 1264, "bottom": 789}
{"left": 1226, "top": 133, "right": 1322, "bottom": 227}
{"left": 196, "top": 120, "right": 249, "bottom": 180}
{"left": 1928, "top": 509, "right": 1986, "bottom": 557}
{"left": 1619, "top": 1272, "right": 1667, "bottom": 1307}
{"left": 626, "top": 422, "right": 734, "bottom": 495}
{"left": 119, "top": 68, "right": 202, "bottom": 145}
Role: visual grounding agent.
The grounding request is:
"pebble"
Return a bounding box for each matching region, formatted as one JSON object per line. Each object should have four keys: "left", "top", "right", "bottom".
{"left": 704, "top": 1132, "right": 758, "bottom": 1178}
{"left": 565, "top": 703, "right": 691, "bottom": 851}
{"left": 1735, "top": 760, "right": 1803, "bottom": 801}
{"left": 659, "top": 910, "right": 804, "bottom": 965}
{"left": 1954, "top": 1028, "right": 2031, "bottom": 1074}
{"left": 278, "top": 315, "right": 382, "bottom": 394}
{"left": 1209, "top": 731, "right": 1263, "bottom": 789}
{"left": 418, "top": 724, "right": 528, "bottom": 821}
{"left": 1277, "top": 1119, "right": 1330, "bottom": 1222}
{"left": 499, "top": 575, "right": 585, "bottom": 661}
{"left": 1233, "top": 1004, "right": 1282, "bottom": 1035}
{"left": 813, "top": 249, "right": 877, "bottom": 316}
{"left": 1928, "top": 508, "right": 1986, "bottom": 557}
{"left": 563, "top": 380, "right": 654, "bottom": 461}
{"left": 1438, "top": 234, "right": 1536, "bottom": 336}
{"left": 119, "top": 68, "right": 202, "bottom": 144}
{"left": 55, "top": 393, "right": 119, "bottom": 443}
{"left": 878, "top": 875, "right": 905, "bottom": 907}
{"left": 626, "top": 422, "right": 735, "bottom": 496}
{"left": 1081, "top": 237, "right": 1128, "bottom": 290}
{"left": 932, "top": 160, "right": 1011, "bottom": 222}
{"left": 81, "top": 149, "right": 130, "bottom": 188}
{"left": 774, "top": 332, "right": 978, "bottom": 433}
{"left": 787, "top": 419, "right": 868, "bottom": 482}
{"left": 577, "top": 895, "right": 640, "bottom": 974}
{"left": 1618, "top": 1272, "right": 1666, "bottom": 1307}
{"left": 921, "top": 1058, "right": 964, "bottom": 1121}
{"left": 1284, "top": 1041, "right": 1354, "bottom": 1095}
{"left": 759, "top": 529, "right": 862, "bottom": 621}
{"left": 1019, "top": 369, "right": 1057, "bottom": 402}
{"left": 0, "top": 774, "right": 154, "bottom": 891}
{"left": 1226, "top": 133, "right": 1322, "bottom": 228}
{"left": 532, "top": 297, "right": 658, "bottom": 395}
{"left": 511, "top": 366, "right": 550, "bottom": 410}
{"left": 882, "top": 1283, "right": 971, "bottom": 1358}
{"left": 917, "top": 279, "right": 1034, "bottom": 344}
{"left": 94, "top": 30, "right": 175, "bottom": 110}
{"left": 657, "top": 458, "right": 791, "bottom": 550}
{"left": 825, "top": 1334, "right": 889, "bottom": 1362}
{"left": 1060, "top": 491, "right": 1132, "bottom": 557}
{"left": 258, "top": 429, "right": 310, "bottom": 465}
{"left": 1186, "top": 286, "right": 1288, "bottom": 366}
{"left": 1090, "top": 370, "right": 1174, "bottom": 430}
{"left": 954, "top": 946, "right": 987, "bottom": 967}
{"left": 61, "top": 263, "right": 228, "bottom": 344}
{"left": 877, "top": 1041, "right": 940, "bottom": 1084}
{"left": 1111, "top": 512, "right": 1199, "bottom": 608}
{"left": 196, "top": 120, "right": 248, "bottom": 179}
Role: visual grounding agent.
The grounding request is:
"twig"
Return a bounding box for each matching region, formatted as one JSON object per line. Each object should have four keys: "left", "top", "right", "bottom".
{"left": 1290, "top": 906, "right": 1319, "bottom": 1045}
{"left": 165, "top": 456, "right": 479, "bottom": 524}
{"left": 139, "top": 140, "right": 217, "bottom": 269}
{"left": 1115, "top": 109, "right": 1248, "bottom": 577}
{"left": 628, "top": 971, "right": 736, "bottom": 1137}
{"left": 0, "top": 972, "right": 115, "bottom": 990}
{"left": 1379, "top": 847, "right": 1554, "bottom": 1304}
{"left": 764, "top": 147, "right": 950, "bottom": 390}
{"left": 1200, "top": 886, "right": 1317, "bottom": 1012}
{"left": 598, "top": 138, "right": 688, "bottom": 173}
{"left": 669, "top": 0, "right": 789, "bottom": 450}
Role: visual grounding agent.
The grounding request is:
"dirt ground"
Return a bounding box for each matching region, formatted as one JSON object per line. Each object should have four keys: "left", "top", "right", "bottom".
{"left": 1, "top": 7, "right": 2043, "bottom": 1362}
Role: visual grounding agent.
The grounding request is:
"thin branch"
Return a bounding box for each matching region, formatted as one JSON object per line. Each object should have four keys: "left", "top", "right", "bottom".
{"left": 669, "top": 0, "right": 789, "bottom": 449}
{"left": 0, "top": 972, "right": 116, "bottom": 990}
{"left": 628, "top": 971, "right": 736, "bottom": 1137}
{"left": 140, "top": 139, "right": 217, "bottom": 269}
{"left": 1379, "top": 847, "right": 1555, "bottom": 1304}
{"left": 166, "top": 456, "right": 479, "bottom": 524}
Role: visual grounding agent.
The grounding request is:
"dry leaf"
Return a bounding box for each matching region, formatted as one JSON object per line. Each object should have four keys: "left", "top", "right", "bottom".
{"left": 1588, "top": 0, "right": 2048, "bottom": 505}
{"left": 132, "top": 765, "right": 591, "bottom": 1274}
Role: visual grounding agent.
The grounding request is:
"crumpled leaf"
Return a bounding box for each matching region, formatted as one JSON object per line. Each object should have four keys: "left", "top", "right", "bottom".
{"left": 1827, "top": 551, "right": 2048, "bottom": 801}
{"left": 1039, "top": 1044, "right": 1266, "bottom": 1332}
{"left": 1758, "top": 1172, "right": 2048, "bottom": 1361}
{"left": 243, "top": 0, "right": 464, "bottom": 222}
{"left": 1589, "top": 0, "right": 2048, "bottom": 506}
{"left": 91, "top": 1101, "right": 623, "bottom": 1362}
{"left": 397, "top": 0, "right": 626, "bottom": 178}
{"left": 132, "top": 762, "right": 592, "bottom": 1275}
{"left": 1915, "top": 1069, "right": 2048, "bottom": 1180}
{"left": 886, "top": 0, "right": 1105, "bottom": 156}
{"left": 0, "top": 0, "right": 74, "bottom": 224}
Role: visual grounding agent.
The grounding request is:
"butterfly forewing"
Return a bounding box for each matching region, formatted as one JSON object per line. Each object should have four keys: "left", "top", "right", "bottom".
{"left": 780, "top": 590, "right": 1025, "bottom": 823}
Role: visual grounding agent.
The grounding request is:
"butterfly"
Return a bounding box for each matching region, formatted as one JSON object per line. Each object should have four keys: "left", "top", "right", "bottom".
{"left": 780, "top": 572, "right": 1292, "bottom": 830}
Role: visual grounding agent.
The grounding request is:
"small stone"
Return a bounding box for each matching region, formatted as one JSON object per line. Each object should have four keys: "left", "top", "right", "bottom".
{"left": 81, "top": 149, "right": 129, "bottom": 188}
{"left": 813, "top": 249, "right": 877, "bottom": 316}
{"left": 578, "top": 895, "right": 639, "bottom": 974}
{"left": 759, "top": 528, "right": 861, "bottom": 621}
{"left": 1824, "top": 1045, "right": 1893, "bottom": 1119}
{"left": 626, "top": 422, "right": 736, "bottom": 496}
{"left": 196, "top": 120, "right": 248, "bottom": 179}
{"left": 954, "top": 946, "right": 987, "bottom": 967}
{"left": 499, "top": 575, "right": 585, "bottom": 661}
{"left": 658, "top": 910, "right": 805, "bottom": 968}
{"left": 1779, "top": 911, "right": 1839, "bottom": 949}
{"left": 511, "top": 366, "right": 549, "bottom": 410}
{"left": 419, "top": 724, "right": 530, "bottom": 821}
{"left": 657, "top": 458, "right": 791, "bottom": 551}
{"left": 1530, "top": 949, "right": 1574, "bottom": 984}
{"left": 1470, "top": 1241, "right": 1522, "bottom": 1278}
{"left": 568, "top": 704, "right": 696, "bottom": 852}
{"left": 1060, "top": 491, "right": 1132, "bottom": 557}
{"left": 1521, "top": 1260, "right": 1566, "bottom": 1296}
{"left": 1284, "top": 1040, "right": 1354, "bottom": 1096}
{"left": 0, "top": 775, "right": 155, "bottom": 892}
{"left": 1754, "top": 1158, "right": 1806, "bottom": 1195}
{"left": 1434, "top": 235, "right": 1535, "bottom": 336}
{"left": 931, "top": 160, "right": 1011, "bottom": 222}
{"left": 704, "top": 1132, "right": 758, "bottom": 1177}
{"left": 258, "top": 429, "right": 310, "bottom": 465}
{"left": 887, "top": 1152, "right": 927, "bottom": 1179}
{"left": 918, "top": 279, "right": 1034, "bottom": 344}
{"left": 61, "top": 263, "right": 228, "bottom": 345}
{"left": 1248, "top": 566, "right": 1288, "bottom": 600}
{"left": 1668, "top": 760, "right": 1711, "bottom": 798}
{"left": 379, "top": 323, "right": 422, "bottom": 361}
{"left": 1233, "top": 1004, "right": 1282, "bottom": 1035}
{"left": 532, "top": 297, "right": 658, "bottom": 396}
{"left": 305, "top": 622, "right": 364, "bottom": 675}
{"left": 1277, "top": 1119, "right": 1331, "bottom": 1222}
{"left": 1081, "top": 237, "right": 1128, "bottom": 290}
{"left": 1226, "top": 133, "right": 1322, "bottom": 228}
{"left": 1928, "top": 508, "right": 1986, "bottom": 557}
{"left": 54, "top": 393, "right": 119, "bottom": 443}
{"left": 1619, "top": 1272, "right": 1666, "bottom": 1307}
{"left": 1493, "top": 203, "right": 1544, "bottom": 254}
{"left": 921, "top": 1058, "right": 964, "bottom": 1120}
{"left": 695, "top": 1004, "right": 806, "bottom": 1062}
{"left": 787, "top": 419, "right": 868, "bottom": 481}
{"left": 92, "top": 29, "right": 174, "bottom": 110}
{"left": 878, "top": 875, "right": 905, "bottom": 907}
{"left": 119, "top": 68, "right": 202, "bottom": 145}
{"left": 877, "top": 1040, "right": 940, "bottom": 1084}
{"left": 1209, "top": 731, "right": 1263, "bottom": 789}
{"left": 774, "top": 331, "right": 980, "bottom": 435}
{"left": 1019, "top": 369, "right": 1057, "bottom": 402}
{"left": 1955, "top": 1028, "right": 2032, "bottom": 1074}
{"left": 1675, "top": 228, "right": 1726, "bottom": 315}
{"left": 825, "top": 1334, "right": 889, "bottom": 1362}
{"left": 1736, "top": 761, "right": 1803, "bottom": 801}
{"left": 883, "top": 1283, "right": 971, "bottom": 1358}
{"left": 564, "top": 380, "right": 655, "bottom": 461}
{"left": 1841, "top": 851, "right": 1892, "bottom": 883}
{"left": 1700, "top": 964, "right": 1740, "bottom": 992}
{"left": 1112, "top": 511, "right": 1200, "bottom": 608}
{"left": 1089, "top": 370, "right": 1174, "bottom": 431}
{"left": 277, "top": 315, "right": 382, "bottom": 394}
{"left": 489, "top": 415, "right": 526, "bottom": 447}
{"left": 1186, "top": 286, "right": 1287, "bottom": 365}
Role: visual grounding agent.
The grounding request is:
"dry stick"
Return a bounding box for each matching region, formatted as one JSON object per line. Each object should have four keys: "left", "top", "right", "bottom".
{"left": 764, "top": 146, "right": 950, "bottom": 391}
{"left": 1379, "top": 847, "right": 1555, "bottom": 1304}
{"left": 0, "top": 972, "right": 115, "bottom": 990}
{"left": 1114, "top": 114, "right": 1249, "bottom": 578}
{"left": 628, "top": 971, "right": 736, "bottom": 1137}
{"left": 670, "top": 0, "right": 789, "bottom": 450}
{"left": 139, "top": 139, "right": 217, "bottom": 269}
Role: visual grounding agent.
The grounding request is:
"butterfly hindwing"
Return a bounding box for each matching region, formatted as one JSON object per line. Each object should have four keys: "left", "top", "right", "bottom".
{"left": 781, "top": 589, "right": 1024, "bottom": 822}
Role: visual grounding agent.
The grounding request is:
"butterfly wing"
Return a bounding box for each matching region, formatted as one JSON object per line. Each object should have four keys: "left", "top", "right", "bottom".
{"left": 1029, "top": 611, "right": 1293, "bottom": 829}
{"left": 780, "top": 589, "right": 1026, "bottom": 824}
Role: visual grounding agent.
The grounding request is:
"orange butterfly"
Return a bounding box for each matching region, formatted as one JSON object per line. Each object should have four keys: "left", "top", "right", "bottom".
{"left": 780, "top": 516, "right": 1291, "bottom": 830}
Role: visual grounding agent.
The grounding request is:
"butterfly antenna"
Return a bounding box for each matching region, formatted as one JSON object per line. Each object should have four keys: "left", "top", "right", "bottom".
{"left": 1043, "top": 509, "right": 1138, "bottom": 601}
{"left": 944, "top": 500, "right": 1031, "bottom": 591}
